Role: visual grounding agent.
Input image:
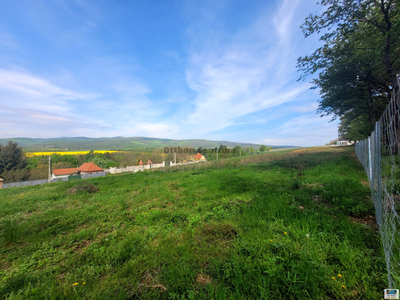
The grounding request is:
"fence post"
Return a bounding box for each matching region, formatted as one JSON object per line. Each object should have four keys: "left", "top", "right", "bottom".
{"left": 368, "top": 137, "right": 373, "bottom": 181}
{"left": 376, "top": 122, "right": 381, "bottom": 201}
{"left": 48, "top": 156, "right": 52, "bottom": 183}
{"left": 0, "top": 178, "right": 3, "bottom": 189}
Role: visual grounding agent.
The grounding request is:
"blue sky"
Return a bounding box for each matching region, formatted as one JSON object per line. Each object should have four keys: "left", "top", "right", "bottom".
{"left": 0, "top": 0, "right": 340, "bottom": 146}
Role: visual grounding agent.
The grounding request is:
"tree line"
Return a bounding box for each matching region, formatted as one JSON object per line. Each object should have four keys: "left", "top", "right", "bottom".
{"left": 0, "top": 141, "right": 272, "bottom": 182}
{"left": 297, "top": 0, "right": 399, "bottom": 141}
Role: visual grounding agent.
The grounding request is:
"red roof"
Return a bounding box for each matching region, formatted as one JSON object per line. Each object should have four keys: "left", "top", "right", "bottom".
{"left": 194, "top": 153, "right": 203, "bottom": 160}
{"left": 147, "top": 159, "right": 153, "bottom": 164}
{"left": 53, "top": 168, "right": 79, "bottom": 176}
{"left": 138, "top": 159, "right": 144, "bottom": 165}
{"left": 78, "top": 162, "right": 103, "bottom": 172}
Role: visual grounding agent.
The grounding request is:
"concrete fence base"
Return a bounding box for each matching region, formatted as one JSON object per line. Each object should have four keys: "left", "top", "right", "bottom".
{"left": 1, "top": 172, "right": 107, "bottom": 189}
{"left": 107, "top": 162, "right": 166, "bottom": 174}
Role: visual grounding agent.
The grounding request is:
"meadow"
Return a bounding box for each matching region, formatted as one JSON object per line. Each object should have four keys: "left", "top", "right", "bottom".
{"left": 0, "top": 147, "right": 386, "bottom": 299}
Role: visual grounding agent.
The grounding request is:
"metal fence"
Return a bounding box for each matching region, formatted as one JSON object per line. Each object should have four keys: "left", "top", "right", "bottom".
{"left": 355, "top": 87, "right": 400, "bottom": 288}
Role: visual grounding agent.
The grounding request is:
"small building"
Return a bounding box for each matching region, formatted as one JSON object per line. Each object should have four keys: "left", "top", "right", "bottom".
{"left": 78, "top": 162, "right": 104, "bottom": 174}
{"left": 193, "top": 152, "right": 206, "bottom": 161}
{"left": 147, "top": 159, "right": 153, "bottom": 165}
{"left": 138, "top": 159, "right": 144, "bottom": 166}
{"left": 52, "top": 168, "right": 80, "bottom": 179}
{"left": 337, "top": 138, "right": 354, "bottom": 146}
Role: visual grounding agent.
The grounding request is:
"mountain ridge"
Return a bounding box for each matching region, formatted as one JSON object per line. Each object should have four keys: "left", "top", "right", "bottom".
{"left": 0, "top": 137, "right": 298, "bottom": 150}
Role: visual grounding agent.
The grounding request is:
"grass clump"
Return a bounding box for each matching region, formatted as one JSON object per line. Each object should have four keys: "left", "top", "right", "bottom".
{"left": 67, "top": 183, "right": 99, "bottom": 194}
{"left": 0, "top": 219, "right": 20, "bottom": 243}
{"left": 0, "top": 146, "right": 387, "bottom": 299}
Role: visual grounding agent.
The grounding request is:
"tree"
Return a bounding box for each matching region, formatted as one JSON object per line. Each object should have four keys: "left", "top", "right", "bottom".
{"left": 259, "top": 145, "right": 267, "bottom": 152}
{"left": 297, "top": 0, "right": 400, "bottom": 138}
{"left": 85, "top": 150, "right": 95, "bottom": 162}
{"left": 0, "top": 141, "right": 29, "bottom": 181}
{"left": 338, "top": 114, "right": 371, "bottom": 141}
{"left": 150, "top": 148, "right": 163, "bottom": 163}
{"left": 232, "top": 145, "right": 242, "bottom": 157}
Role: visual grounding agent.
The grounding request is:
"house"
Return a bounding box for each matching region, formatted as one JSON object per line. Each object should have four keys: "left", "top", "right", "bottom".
{"left": 193, "top": 152, "right": 206, "bottom": 161}
{"left": 52, "top": 162, "right": 103, "bottom": 179}
{"left": 78, "top": 162, "right": 104, "bottom": 174}
{"left": 52, "top": 168, "right": 80, "bottom": 179}
{"left": 337, "top": 137, "right": 354, "bottom": 146}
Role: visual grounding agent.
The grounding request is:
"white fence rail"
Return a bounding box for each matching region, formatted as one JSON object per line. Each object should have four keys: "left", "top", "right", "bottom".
{"left": 355, "top": 88, "right": 400, "bottom": 288}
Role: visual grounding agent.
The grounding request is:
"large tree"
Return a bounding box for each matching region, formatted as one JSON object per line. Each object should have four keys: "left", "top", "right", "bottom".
{"left": 0, "top": 141, "right": 29, "bottom": 181}
{"left": 297, "top": 0, "right": 400, "bottom": 138}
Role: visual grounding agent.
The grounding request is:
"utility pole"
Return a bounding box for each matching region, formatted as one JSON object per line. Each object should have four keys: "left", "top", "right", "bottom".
{"left": 174, "top": 151, "right": 176, "bottom": 164}
{"left": 48, "top": 156, "right": 52, "bottom": 183}
{"left": 216, "top": 147, "right": 218, "bottom": 160}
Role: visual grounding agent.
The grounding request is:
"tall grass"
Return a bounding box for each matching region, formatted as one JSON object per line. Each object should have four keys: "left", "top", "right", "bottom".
{"left": 0, "top": 147, "right": 386, "bottom": 299}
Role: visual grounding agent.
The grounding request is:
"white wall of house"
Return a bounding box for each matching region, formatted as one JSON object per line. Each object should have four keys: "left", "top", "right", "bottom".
{"left": 52, "top": 174, "right": 70, "bottom": 179}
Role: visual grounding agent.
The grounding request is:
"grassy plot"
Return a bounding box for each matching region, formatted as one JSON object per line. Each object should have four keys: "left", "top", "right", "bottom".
{"left": 0, "top": 147, "right": 386, "bottom": 299}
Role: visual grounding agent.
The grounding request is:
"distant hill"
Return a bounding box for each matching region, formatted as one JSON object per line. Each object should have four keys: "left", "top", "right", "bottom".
{"left": 0, "top": 137, "right": 297, "bottom": 151}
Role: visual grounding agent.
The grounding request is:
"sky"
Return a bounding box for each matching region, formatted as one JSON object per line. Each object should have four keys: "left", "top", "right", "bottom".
{"left": 0, "top": 0, "right": 340, "bottom": 146}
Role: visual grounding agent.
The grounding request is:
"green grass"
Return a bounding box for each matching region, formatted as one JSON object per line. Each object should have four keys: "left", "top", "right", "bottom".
{"left": 0, "top": 147, "right": 386, "bottom": 299}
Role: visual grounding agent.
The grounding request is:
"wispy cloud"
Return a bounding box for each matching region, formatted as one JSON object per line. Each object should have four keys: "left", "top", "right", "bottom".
{"left": 260, "top": 114, "right": 339, "bottom": 146}
{"left": 288, "top": 102, "right": 319, "bottom": 112}
{"left": 181, "top": 0, "right": 313, "bottom": 137}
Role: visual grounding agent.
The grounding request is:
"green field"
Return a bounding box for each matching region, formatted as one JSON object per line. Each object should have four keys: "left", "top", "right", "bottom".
{"left": 0, "top": 147, "right": 386, "bottom": 299}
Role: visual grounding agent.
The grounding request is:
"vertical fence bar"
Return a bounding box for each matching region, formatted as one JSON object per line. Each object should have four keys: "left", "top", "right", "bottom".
{"left": 368, "top": 137, "right": 372, "bottom": 181}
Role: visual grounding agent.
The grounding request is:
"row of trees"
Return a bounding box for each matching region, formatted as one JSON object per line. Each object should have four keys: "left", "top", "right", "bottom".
{"left": 0, "top": 141, "right": 272, "bottom": 182}
{"left": 297, "top": 0, "right": 400, "bottom": 141}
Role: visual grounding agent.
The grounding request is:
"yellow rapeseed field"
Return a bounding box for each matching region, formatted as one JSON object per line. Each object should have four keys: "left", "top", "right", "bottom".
{"left": 25, "top": 151, "right": 122, "bottom": 157}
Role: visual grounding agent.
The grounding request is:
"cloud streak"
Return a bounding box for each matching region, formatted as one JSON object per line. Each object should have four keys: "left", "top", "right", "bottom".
{"left": 181, "top": 0, "right": 316, "bottom": 138}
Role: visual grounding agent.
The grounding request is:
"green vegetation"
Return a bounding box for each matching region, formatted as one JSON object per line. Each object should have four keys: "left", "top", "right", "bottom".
{"left": 0, "top": 147, "right": 385, "bottom": 299}
{"left": 0, "top": 137, "right": 280, "bottom": 151}
{"left": 297, "top": 0, "right": 400, "bottom": 140}
{"left": 0, "top": 141, "right": 30, "bottom": 183}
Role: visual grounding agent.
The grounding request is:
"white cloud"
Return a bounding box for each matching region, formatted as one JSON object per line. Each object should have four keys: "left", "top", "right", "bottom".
{"left": 259, "top": 114, "right": 339, "bottom": 146}
{"left": 288, "top": 102, "right": 319, "bottom": 112}
{"left": 181, "top": 0, "right": 313, "bottom": 137}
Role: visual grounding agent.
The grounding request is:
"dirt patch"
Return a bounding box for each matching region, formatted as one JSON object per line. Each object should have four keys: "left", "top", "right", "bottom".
{"left": 361, "top": 180, "right": 369, "bottom": 187}
{"left": 67, "top": 184, "right": 99, "bottom": 195}
{"left": 138, "top": 271, "right": 166, "bottom": 293}
{"left": 196, "top": 273, "right": 212, "bottom": 285}
{"left": 304, "top": 183, "right": 324, "bottom": 188}
{"left": 349, "top": 215, "right": 377, "bottom": 229}
{"left": 130, "top": 190, "right": 140, "bottom": 196}
{"left": 74, "top": 239, "right": 92, "bottom": 253}
{"left": 200, "top": 223, "right": 238, "bottom": 242}
{"left": 0, "top": 260, "right": 12, "bottom": 272}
